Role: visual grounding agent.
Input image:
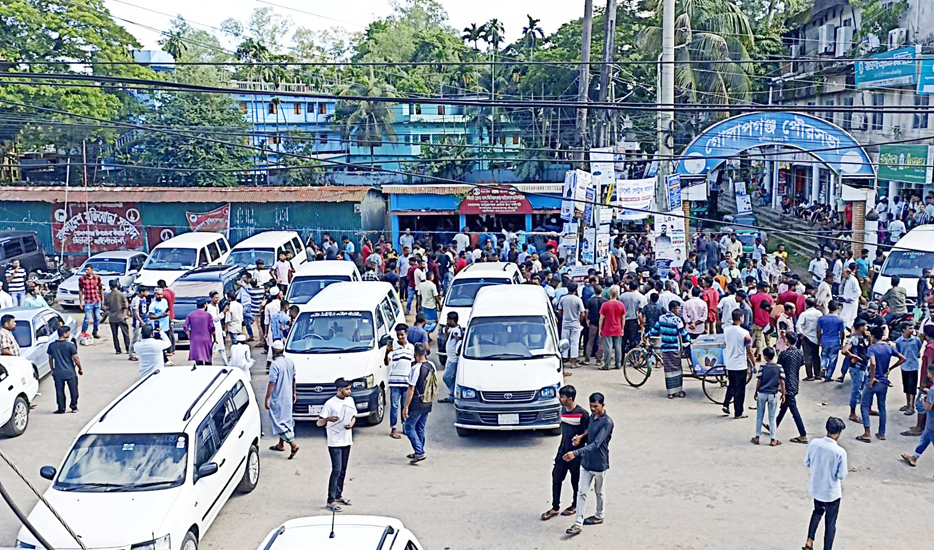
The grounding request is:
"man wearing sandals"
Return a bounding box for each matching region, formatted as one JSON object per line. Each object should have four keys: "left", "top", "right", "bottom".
{"left": 564, "top": 393, "right": 613, "bottom": 536}
{"left": 857, "top": 325, "right": 905, "bottom": 443}
{"left": 541, "top": 385, "right": 589, "bottom": 522}
{"left": 803, "top": 417, "right": 848, "bottom": 550}
{"left": 318, "top": 378, "right": 356, "bottom": 512}
{"left": 265, "top": 340, "right": 299, "bottom": 459}
{"left": 901, "top": 365, "right": 934, "bottom": 469}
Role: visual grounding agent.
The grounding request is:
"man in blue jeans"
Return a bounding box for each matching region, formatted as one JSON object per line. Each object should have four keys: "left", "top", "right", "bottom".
{"left": 817, "top": 301, "right": 845, "bottom": 381}
{"left": 858, "top": 325, "right": 905, "bottom": 442}
{"left": 78, "top": 264, "right": 103, "bottom": 339}
{"left": 841, "top": 319, "right": 871, "bottom": 423}
{"left": 384, "top": 323, "right": 414, "bottom": 440}
{"left": 438, "top": 311, "right": 463, "bottom": 403}
{"left": 403, "top": 343, "right": 433, "bottom": 465}
{"left": 901, "top": 365, "right": 934, "bottom": 467}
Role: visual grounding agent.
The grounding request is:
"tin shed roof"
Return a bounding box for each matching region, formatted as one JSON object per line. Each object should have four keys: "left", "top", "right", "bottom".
{"left": 0, "top": 186, "right": 374, "bottom": 203}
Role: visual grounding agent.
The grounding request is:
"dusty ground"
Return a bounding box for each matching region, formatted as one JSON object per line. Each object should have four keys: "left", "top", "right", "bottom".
{"left": 1, "top": 311, "right": 932, "bottom": 549}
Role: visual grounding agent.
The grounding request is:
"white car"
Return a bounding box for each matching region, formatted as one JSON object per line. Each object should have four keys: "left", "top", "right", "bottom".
{"left": 0, "top": 355, "right": 39, "bottom": 437}
{"left": 16, "top": 366, "right": 262, "bottom": 550}
{"left": 135, "top": 232, "right": 231, "bottom": 289}
{"left": 257, "top": 516, "right": 423, "bottom": 550}
{"left": 56, "top": 250, "right": 148, "bottom": 309}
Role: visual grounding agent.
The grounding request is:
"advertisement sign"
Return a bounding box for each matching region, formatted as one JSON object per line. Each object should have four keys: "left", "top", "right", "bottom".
{"left": 856, "top": 45, "right": 919, "bottom": 89}
{"left": 614, "top": 177, "right": 656, "bottom": 220}
{"left": 591, "top": 147, "right": 615, "bottom": 205}
{"left": 653, "top": 210, "right": 685, "bottom": 268}
{"left": 459, "top": 185, "right": 533, "bottom": 214}
{"left": 666, "top": 174, "right": 682, "bottom": 211}
{"left": 52, "top": 203, "right": 144, "bottom": 254}
{"left": 581, "top": 226, "right": 596, "bottom": 264}
{"left": 877, "top": 144, "right": 933, "bottom": 185}
{"left": 734, "top": 180, "right": 753, "bottom": 215}
{"left": 561, "top": 264, "right": 597, "bottom": 282}
{"left": 145, "top": 226, "right": 178, "bottom": 249}
{"left": 583, "top": 184, "right": 596, "bottom": 227}
{"left": 919, "top": 56, "right": 934, "bottom": 94}
{"left": 561, "top": 171, "right": 575, "bottom": 221}
{"left": 559, "top": 222, "right": 579, "bottom": 263}
{"left": 595, "top": 225, "right": 611, "bottom": 263}
{"left": 186, "top": 204, "right": 230, "bottom": 236}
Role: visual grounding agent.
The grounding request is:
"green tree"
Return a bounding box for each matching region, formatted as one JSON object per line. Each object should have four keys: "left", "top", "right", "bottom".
{"left": 126, "top": 92, "right": 251, "bottom": 187}
{"left": 850, "top": 0, "right": 908, "bottom": 48}
{"left": 462, "top": 23, "right": 484, "bottom": 52}
{"left": 417, "top": 136, "right": 474, "bottom": 180}
{"left": 160, "top": 31, "right": 188, "bottom": 62}
{"left": 221, "top": 7, "right": 294, "bottom": 54}
{"left": 334, "top": 76, "right": 397, "bottom": 166}
{"left": 521, "top": 15, "right": 545, "bottom": 60}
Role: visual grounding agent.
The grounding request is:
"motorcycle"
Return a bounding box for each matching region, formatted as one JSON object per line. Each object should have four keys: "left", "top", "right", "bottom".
{"left": 28, "top": 265, "right": 72, "bottom": 306}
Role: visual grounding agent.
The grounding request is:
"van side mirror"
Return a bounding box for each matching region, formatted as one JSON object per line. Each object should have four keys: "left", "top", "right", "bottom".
{"left": 197, "top": 462, "right": 218, "bottom": 480}
{"left": 379, "top": 334, "right": 392, "bottom": 348}
{"left": 558, "top": 339, "right": 570, "bottom": 353}
{"left": 39, "top": 466, "right": 56, "bottom": 480}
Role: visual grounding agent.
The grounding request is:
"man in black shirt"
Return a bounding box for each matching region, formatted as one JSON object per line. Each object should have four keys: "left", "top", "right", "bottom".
{"left": 776, "top": 333, "right": 808, "bottom": 443}
{"left": 856, "top": 303, "right": 886, "bottom": 337}
{"left": 47, "top": 326, "right": 83, "bottom": 413}
{"left": 565, "top": 392, "right": 613, "bottom": 535}
{"left": 541, "top": 385, "right": 589, "bottom": 521}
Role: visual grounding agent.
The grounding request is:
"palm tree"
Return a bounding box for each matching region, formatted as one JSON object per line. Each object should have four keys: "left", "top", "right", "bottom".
{"left": 521, "top": 15, "right": 545, "bottom": 60}
{"left": 635, "top": 0, "right": 755, "bottom": 106}
{"left": 335, "top": 76, "right": 397, "bottom": 168}
{"left": 461, "top": 23, "right": 484, "bottom": 53}
{"left": 159, "top": 31, "right": 188, "bottom": 62}
{"left": 481, "top": 19, "right": 505, "bottom": 144}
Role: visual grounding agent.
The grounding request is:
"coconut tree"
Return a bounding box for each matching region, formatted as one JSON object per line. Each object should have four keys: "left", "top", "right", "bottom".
{"left": 335, "top": 75, "right": 397, "bottom": 168}
{"left": 461, "top": 23, "right": 484, "bottom": 53}
{"left": 159, "top": 31, "right": 188, "bottom": 61}
{"left": 521, "top": 15, "right": 545, "bottom": 60}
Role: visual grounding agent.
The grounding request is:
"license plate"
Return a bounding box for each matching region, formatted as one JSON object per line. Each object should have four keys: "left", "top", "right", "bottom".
{"left": 172, "top": 320, "right": 184, "bottom": 330}
{"left": 498, "top": 413, "right": 520, "bottom": 425}
{"left": 310, "top": 405, "right": 323, "bottom": 417}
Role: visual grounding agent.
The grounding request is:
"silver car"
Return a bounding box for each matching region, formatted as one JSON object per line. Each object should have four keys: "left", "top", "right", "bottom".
{"left": 4, "top": 307, "right": 77, "bottom": 379}
{"left": 57, "top": 251, "right": 148, "bottom": 309}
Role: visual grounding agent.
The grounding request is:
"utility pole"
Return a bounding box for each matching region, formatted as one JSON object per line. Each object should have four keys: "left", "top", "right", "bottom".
{"left": 656, "top": 0, "right": 675, "bottom": 211}
{"left": 597, "top": 0, "right": 617, "bottom": 148}
{"left": 574, "top": 0, "right": 594, "bottom": 165}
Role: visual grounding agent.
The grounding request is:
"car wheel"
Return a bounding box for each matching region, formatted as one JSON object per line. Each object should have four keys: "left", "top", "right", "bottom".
{"left": 181, "top": 530, "right": 198, "bottom": 550}
{"left": 1, "top": 396, "right": 29, "bottom": 437}
{"left": 236, "top": 444, "right": 260, "bottom": 493}
{"left": 455, "top": 426, "right": 472, "bottom": 437}
{"left": 364, "top": 387, "right": 385, "bottom": 426}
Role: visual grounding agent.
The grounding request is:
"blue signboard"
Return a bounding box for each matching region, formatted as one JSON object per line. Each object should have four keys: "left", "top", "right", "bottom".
{"left": 919, "top": 56, "right": 934, "bottom": 95}
{"left": 666, "top": 174, "right": 682, "bottom": 211}
{"left": 855, "top": 45, "right": 919, "bottom": 89}
{"left": 676, "top": 112, "right": 875, "bottom": 178}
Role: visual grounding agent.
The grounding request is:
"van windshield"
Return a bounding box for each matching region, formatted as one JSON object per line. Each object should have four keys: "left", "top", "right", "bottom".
{"left": 463, "top": 315, "right": 556, "bottom": 360}
{"left": 286, "top": 311, "right": 375, "bottom": 354}
{"left": 172, "top": 281, "right": 223, "bottom": 299}
{"left": 226, "top": 248, "right": 275, "bottom": 270}
{"left": 144, "top": 248, "right": 196, "bottom": 271}
{"left": 287, "top": 275, "right": 352, "bottom": 304}
{"left": 54, "top": 433, "right": 187, "bottom": 492}
{"left": 882, "top": 250, "right": 934, "bottom": 278}
{"left": 82, "top": 259, "right": 127, "bottom": 276}
{"left": 445, "top": 277, "right": 510, "bottom": 308}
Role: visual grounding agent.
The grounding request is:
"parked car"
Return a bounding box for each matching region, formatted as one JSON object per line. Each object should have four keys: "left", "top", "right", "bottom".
{"left": 135, "top": 232, "right": 231, "bottom": 289}
{"left": 56, "top": 250, "right": 148, "bottom": 309}
{"left": 0, "top": 231, "right": 48, "bottom": 275}
{"left": 286, "top": 260, "right": 361, "bottom": 305}
{"left": 0, "top": 355, "right": 39, "bottom": 437}
{"left": 225, "top": 230, "right": 307, "bottom": 270}
{"left": 257, "top": 516, "right": 423, "bottom": 549}
{"left": 5, "top": 307, "right": 77, "bottom": 379}
{"left": 16, "top": 365, "right": 262, "bottom": 550}
{"left": 170, "top": 265, "right": 247, "bottom": 346}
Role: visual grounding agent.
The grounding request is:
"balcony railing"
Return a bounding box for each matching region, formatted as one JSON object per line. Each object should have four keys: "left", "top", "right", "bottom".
{"left": 231, "top": 81, "right": 310, "bottom": 93}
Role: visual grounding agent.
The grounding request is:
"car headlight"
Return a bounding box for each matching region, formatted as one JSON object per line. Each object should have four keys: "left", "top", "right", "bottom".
{"left": 15, "top": 541, "right": 36, "bottom": 549}
{"left": 455, "top": 385, "right": 476, "bottom": 399}
{"left": 541, "top": 385, "right": 559, "bottom": 399}
{"left": 351, "top": 374, "right": 374, "bottom": 389}
{"left": 131, "top": 534, "right": 171, "bottom": 550}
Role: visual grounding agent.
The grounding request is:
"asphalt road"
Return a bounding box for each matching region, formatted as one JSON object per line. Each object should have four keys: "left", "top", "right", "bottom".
{"left": 0, "top": 313, "right": 932, "bottom": 549}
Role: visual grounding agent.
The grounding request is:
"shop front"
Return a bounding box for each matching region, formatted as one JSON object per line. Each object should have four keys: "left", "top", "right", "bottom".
{"left": 877, "top": 144, "right": 934, "bottom": 199}
{"left": 383, "top": 183, "right": 563, "bottom": 251}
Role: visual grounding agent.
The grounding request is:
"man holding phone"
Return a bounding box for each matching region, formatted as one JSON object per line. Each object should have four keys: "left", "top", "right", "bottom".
{"left": 318, "top": 378, "right": 356, "bottom": 512}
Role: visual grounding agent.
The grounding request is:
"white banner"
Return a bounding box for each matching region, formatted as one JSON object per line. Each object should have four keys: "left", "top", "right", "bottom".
{"left": 653, "top": 210, "right": 686, "bottom": 268}
{"left": 614, "top": 177, "right": 656, "bottom": 220}
{"left": 582, "top": 226, "right": 596, "bottom": 264}
{"left": 734, "top": 180, "right": 753, "bottom": 215}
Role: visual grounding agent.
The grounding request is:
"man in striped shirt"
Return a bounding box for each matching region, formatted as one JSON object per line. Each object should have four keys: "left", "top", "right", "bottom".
{"left": 384, "top": 323, "right": 415, "bottom": 440}
{"left": 247, "top": 278, "right": 265, "bottom": 347}
{"left": 541, "top": 385, "right": 589, "bottom": 521}
{"left": 5, "top": 260, "right": 27, "bottom": 307}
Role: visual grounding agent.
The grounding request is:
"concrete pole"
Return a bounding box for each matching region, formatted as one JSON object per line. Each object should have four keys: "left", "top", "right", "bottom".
{"left": 597, "top": 0, "right": 617, "bottom": 148}
{"left": 852, "top": 199, "right": 866, "bottom": 257}
{"left": 574, "top": 0, "right": 594, "bottom": 165}
{"left": 811, "top": 162, "right": 820, "bottom": 205}
{"left": 656, "top": 0, "right": 675, "bottom": 212}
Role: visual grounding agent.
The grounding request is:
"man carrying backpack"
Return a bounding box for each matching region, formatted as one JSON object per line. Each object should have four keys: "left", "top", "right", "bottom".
{"left": 403, "top": 342, "right": 437, "bottom": 465}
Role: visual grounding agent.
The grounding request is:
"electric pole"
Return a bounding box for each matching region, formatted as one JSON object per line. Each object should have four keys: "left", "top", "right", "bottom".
{"left": 574, "top": 0, "right": 594, "bottom": 165}
{"left": 597, "top": 0, "right": 617, "bottom": 148}
{"left": 656, "top": 0, "right": 675, "bottom": 211}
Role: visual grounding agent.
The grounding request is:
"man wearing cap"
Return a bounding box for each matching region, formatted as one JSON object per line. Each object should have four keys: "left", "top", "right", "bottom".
{"left": 263, "top": 286, "right": 282, "bottom": 359}
{"left": 228, "top": 334, "right": 254, "bottom": 380}
{"left": 318, "top": 377, "right": 356, "bottom": 511}
{"left": 266, "top": 340, "right": 298, "bottom": 459}
{"left": 252, "top": 258, "right": 273, "bottom": 287}
{"left": 184, "top": 299, "right": 215, "bottom": 365}
{"left": 803, "top": 417, "right": 848, "bottom": 550}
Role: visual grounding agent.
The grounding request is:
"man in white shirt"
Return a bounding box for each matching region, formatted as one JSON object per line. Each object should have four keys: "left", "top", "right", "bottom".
{"left": 225, "top": 292, "right": 244, "bottom": 343}
{"left": 803, "top": 417, "right": 847, "bottom": 550}
{"left": 317, "top": 378, "right": 356, "bottom": 512}
{"left": 228, "top": 334, "right": 254, "bottom": 380}
{"left": 263, "top": 286, "right": 282, "bottom": 353}
{"left": 808, "top": 253, "right": 829, "bottom": 286}
{"left": 722, "top": 308, "right": 754, "bottom": 418}
{"left": 454, "top": 227, "right": 470, "bottom": 254}
{"left": 839, "top": 266, "right": 860, "bottom": 329}
{"left": 0, "top": 288, "right": 13, "bottom": 309}
{"left": 252, "top": 259, "right": 273, "bottom": 287}
{"left": 272, "top": 252, "right": 294, "bottom": 286}
{"left": 889, "top": 215, "right": 906, "bottom": 243}
{"left": 400, "top": 228, "right": 415, "bottom": 253}
{"left": 133, "top": 324, "right": 171, "bottom": 379}
{"left": 816, "top": 273, "right": 833, "bottom": 314}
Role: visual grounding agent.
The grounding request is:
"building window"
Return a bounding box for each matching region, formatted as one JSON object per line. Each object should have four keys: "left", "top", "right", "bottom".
{"left": 294, "top": 103, "right": 302, "bottom": 115}
{"left": 872, "top": 93, "right": 884, "bottom": 130}
{"left": 420, "top": 134, "right": 430, "bottom": 143}
{"left": 268, "top": 102, "right": 278, "bottom": 115}
{"left": 320, "top": 133, "right": 328, "bottom": 145}
{"left": 823, "top": 99, "right": 834, "bottom": 123}
{"left": 307, "top": 102, "right": 316, "bottom": 114}
{"left": 437, "top": 105, "right": 444, "bottom": 115}
{"left": 512, "top": 135, "right": 519, "bottom": 145}
{"left": 914, "top": 96, "right": 930, "bottom": 129}
{"left": 842, "top": 97, "right": 854, "bottom": 129}
{"left": 318, "top": 103, "right": 327, "bottom": 115}
{"left": 414, "top": 104, "right": 422, "bottom": 115}
{"left": 499, "top": 135, "right": 506, "bottom": 145}
{"left": 270, "top": 135, "right": 281, "bottom": 145}
{"left": 238, "top": 102, "right": 247, "bottom": 113}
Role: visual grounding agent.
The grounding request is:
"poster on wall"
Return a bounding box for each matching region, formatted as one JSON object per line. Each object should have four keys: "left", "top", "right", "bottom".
{"left": 559, "top": 222, "right": 579, "bottom": 263}
{"left": 52, "top": 203, "right": 144, "bottom": 254}
{"left": 459, "top": 186, "right": 533, "bottom": 214}
{"left": 595, "top": 224, "right": 611, "bottom": 263}
{"left": 581, "top": 226, "right": 596, "bottom": 264}
{"left": 733, "top": 181, "right": 753, "bottom": 215}
{"left": 653, "top": 210, "right": 685, "bottom": 268}
{"left": 145, "top": 226, "right": 178, "bottom": 249}
{"left": 583, "top": 184, "right": 596, "bottom": 227}
{"left": 666, "top": 174, "right": 682, "bottom": 211}
{"left": 614, "top": 177, "right": 655, "bottom": 220}
{"left": 560, "top": 171, "right": 575, "bottom": 221}
{"left": 186, "top": 204, "right": 231, "bottom": 236}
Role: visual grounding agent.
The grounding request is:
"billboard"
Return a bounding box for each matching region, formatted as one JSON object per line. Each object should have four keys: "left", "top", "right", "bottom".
{"left": 877, "top": 144, "right": 933, "bottom": 184}
{"left": 653, "top": 210, "right": 685, "bottom": 268}
{"left": 459, "top": 186, "right": 533, "bottom": 214}
{"left": 855, "top": 45, "right": 919, "bottom": 89}
{"left": 52, "top": 203, "right": 144, "bottom": 254}
{"left": 186, "top": 204, "right": 231, "bottom": 236}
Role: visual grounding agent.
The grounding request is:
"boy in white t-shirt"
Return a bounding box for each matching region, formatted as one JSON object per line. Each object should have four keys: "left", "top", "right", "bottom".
{"left": 317, "top": 378, "right": 356, "bottom": 512}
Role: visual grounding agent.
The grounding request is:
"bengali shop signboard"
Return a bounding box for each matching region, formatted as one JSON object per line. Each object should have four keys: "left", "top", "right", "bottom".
{"left": 186, "top": 204, "right": 231, "bottom": 236}
{"left": 52, "top": 203, "right": 144, "bottom": 254}
{"left": 877, "top": 145, "right": 933, "bottom": 184}
{"left": 856, "top": 45, "right": 919, "bottom": 89}
{"left": 459, "top": 186, "right": 533, "bottom": 215}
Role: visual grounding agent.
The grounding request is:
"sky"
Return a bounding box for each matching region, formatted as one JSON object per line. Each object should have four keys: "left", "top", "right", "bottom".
{"left": 103, "top": 0, "right": 587, "bottom": 52}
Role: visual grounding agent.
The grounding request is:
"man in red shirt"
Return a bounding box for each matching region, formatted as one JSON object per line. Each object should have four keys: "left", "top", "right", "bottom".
{"left": 157, "top": 279, "right": 176, "bottom": 355}
{"left": 598, "top": 286, "right": 627, "bottom": 370}
{"left": 78, "top": 264, "right": 104, "bottom": 338}
{"left": 701, "top": 277, "right": 720, "bottom": 334}
{"left": 454, "top": 251, "right": 467, "bottom": 273}
{"left": 778, "top": 287, "right": 806, "bottom": 320}
{"left": 749, "top": 281, "right": 774, "bottom": 361}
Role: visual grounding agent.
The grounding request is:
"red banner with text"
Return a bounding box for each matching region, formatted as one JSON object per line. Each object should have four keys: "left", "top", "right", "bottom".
{"left": 145, "top": 226, "right": 178, "bottom": 249}
{"left": 52, "top": 203, "right": 144, "bottom": 254}
{"left": 459, "top": 186, "right": 533, "bottom": 215}
{"left": 186, "top": 204, "right": 230, "bottom": 236}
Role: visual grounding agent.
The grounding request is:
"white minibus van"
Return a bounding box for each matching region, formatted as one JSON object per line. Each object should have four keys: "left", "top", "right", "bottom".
{"left": 136, "top": 232, "right": 230, "bottom": 288}
{"left": 286, "top": 260, "right": 361, "bottom": 304}
{"left": 872, "top": 225, "right": 934, "bottom": 302}
{"left": 453, "top": 284, "right": 568, "bottom": 436}
{"left": 225, "top": 230, "right": 307, "bottom": 270}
